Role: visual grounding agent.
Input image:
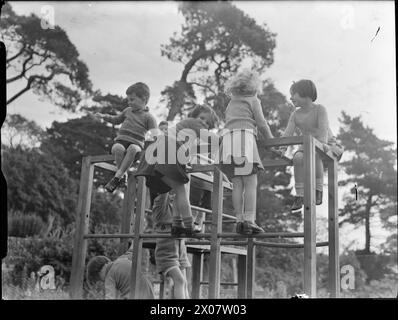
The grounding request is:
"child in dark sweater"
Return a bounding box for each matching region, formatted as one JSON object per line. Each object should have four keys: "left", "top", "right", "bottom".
{"left": 136, "top": 105, "right": 219, "bottom": 237}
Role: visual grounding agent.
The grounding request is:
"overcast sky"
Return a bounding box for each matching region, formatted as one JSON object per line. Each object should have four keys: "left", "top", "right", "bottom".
{"left": 6, "top": 1, "right": 396, "bottom": 143}
{"left": 4, "top": 1, "right": 397, "bottom": 252}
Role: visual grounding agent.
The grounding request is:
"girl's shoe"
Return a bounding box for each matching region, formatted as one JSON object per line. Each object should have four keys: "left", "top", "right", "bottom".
{"left": 236, "top": 222, "right": 244, "bottom": 234}
{"left": 316, "top": 191, "right": 323, "bottom": 205}
{"left": 291, "top": 196, "right": 304, "bottom": 211}
{"left": 237, "top": 221, "right": 264, "bottom": 235}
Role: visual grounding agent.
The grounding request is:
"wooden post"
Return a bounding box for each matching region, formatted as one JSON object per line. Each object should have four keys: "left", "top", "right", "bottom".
{"left": 303, "top": 135, "right": 317, "bottom": 297}
{"left": 328, "top": 158, "right": 340, "bottom": 297}
{"left": 191, "top": 253, "right": 203, "bottom": 299}
{"left": 237, "top": 255, "right": 247, "bottom": 298}
{"left": 208, "top": 169, "right": 223, "bottom": 298}
{"left": 70, "top": 156, "right": 94, "bottom": 299}
{"left": 246, "top": 239, "right": 255, "bottom": 298}
{"left": 118, "top": 174, "right": 137, "bottom": 256}
{"left": 129, "top": 176, "right": 147, "bottom": 299}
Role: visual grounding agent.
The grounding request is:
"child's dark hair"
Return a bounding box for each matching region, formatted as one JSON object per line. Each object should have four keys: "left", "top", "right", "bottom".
{"left": 86, "top": 256, "right": 110, "bottom": 285}
{"left": 290, "top": 80, "right": 317, "bottom": 101}
{"left": 158, "top": 121, "right": 168, "bottom": 127}
{"left": 188, "top": 104, "right": 219, "bottom": 129}
{"left": 126, "top": 82, "right": 150, "bottom": 103}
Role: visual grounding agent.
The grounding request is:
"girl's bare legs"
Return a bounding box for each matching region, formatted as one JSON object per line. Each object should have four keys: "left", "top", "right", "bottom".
{"left": 242, "top": 174, "right": 257, "bottom": 223}
{"left": 292, "top": 151, "right": 324, "bottom": 192}
{"left": 315, "top": 154, "right": 324, "bottom": 192}
{"left": 231, "top": 177, "right": 244, "bottom": 222}
{"left": 292, "top": 151, "right": 304, "bottom": 197}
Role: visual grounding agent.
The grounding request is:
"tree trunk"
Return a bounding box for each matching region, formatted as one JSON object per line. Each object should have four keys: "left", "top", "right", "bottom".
{"left": 364, "top": 194, "right": 373, "bottom": 254}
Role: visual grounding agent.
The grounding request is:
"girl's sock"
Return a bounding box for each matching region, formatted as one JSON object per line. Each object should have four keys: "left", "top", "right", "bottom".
{"left": 316, "top": 179, "right": 323, "bottom": 192}
{"left": 242, "top": 211, "right": 255, "bottom": 223}
{"left": 172, "top": 216, "right": 183, "bottom": 227}
{"left": 182, "top": 216, "right": 194, "bottom": 228}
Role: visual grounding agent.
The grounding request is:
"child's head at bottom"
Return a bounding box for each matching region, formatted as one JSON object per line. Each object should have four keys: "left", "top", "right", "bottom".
{"left": 86, "top": 255, "right": 111, "bottom": 285}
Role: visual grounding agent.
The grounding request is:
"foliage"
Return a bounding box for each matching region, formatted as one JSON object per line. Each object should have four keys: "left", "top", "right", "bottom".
{"left": 1, "top": 113, "right": 44, "bottom": 149}
{"left": 337, "top": 112, "right": 397, "bottom": 253}
{"left": 40, "top": 115, "right": 115, "bottom": 183}
{"left": 160, "top": 1, "right": 276, "bottom": 120}
{"left": 5, "top": 235, "right": 74, "bottom": 288}
{"left": 354, "top": 251, "right": 395, "bottom": 283}
{"left": 89, "top": 191, "right": 123, "bottom": 228}
{"left": 255, "top": 246, "right": 303, "bottom": 295}
{"left": 8, "top": 211, "right": 45, "bottom": 238}
{"left": 2, "top": 2, "right": 92, "bottom": 109}
{"left": 2, "top": 146, "right": 78, "bottom": 225}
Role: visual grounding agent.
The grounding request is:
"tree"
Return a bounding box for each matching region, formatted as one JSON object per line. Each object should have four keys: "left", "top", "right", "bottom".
{"left": 337, "top": 111, "right": 397, "bottom": 254}
{"left": 1, "top": 113, "right": 44, "bottom": 149}
{"left": 2, "top": 146, "right": 78, "bottom": 225}
{"left": 40, "top": 115, "right": 115, "bottom": 182}
{"left": 160, "top": 1, "right": 276, "bottom": 120}
{"left": 2, "top": 3, "right": 92, "bottom": 110}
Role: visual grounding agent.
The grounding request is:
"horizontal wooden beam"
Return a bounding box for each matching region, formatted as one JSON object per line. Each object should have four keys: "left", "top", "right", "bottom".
{"left": 261, "top": 136, "right": 303, "bottom": 147}
{"left": 89, "top": 154, "right": 114, "bottom": 163}
{"left": 253, "top": 241, "right": 328, "bottom": 248}
{"left": 84, "top": 231, "right": 304, "bottom": 239}
{"left": 313, "top": 139, "right": 336, "bottom": 162}
{"left": 145, "top": 206, "right": 236, "bottom": 220}
{"left": 94, "top": 162, "right": 117, "bottom": 172}
{"left": 262, "top": 158, "right": 293, "bottom": 168}
{"left": 200, "top": 281, "right": 239, "bottom": 286}
{"left": 140, "top": 240, "right": 247, "bottom": 255}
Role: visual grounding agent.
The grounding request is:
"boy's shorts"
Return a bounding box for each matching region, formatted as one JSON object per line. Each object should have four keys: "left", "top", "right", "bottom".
{"left": 114, "top": 139, "right": 133, "bottom": 150}
{"left": 112, "top": 140, "right": 142, "bottom": 161}
{"left": 155, "top": 238, "right": 191, "bottom": 276}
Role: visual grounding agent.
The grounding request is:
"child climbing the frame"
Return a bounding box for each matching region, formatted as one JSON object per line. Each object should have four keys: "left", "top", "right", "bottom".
{"left": 280, "top": 79, "right": 330, "bottom": 211}
{"left": 93, "top": 82, "right": 157, "bottom": 192}
{"left": 135, "top": 104, "right": 219, "bottom": 237}
{"left": 218, "top": 69, "right": 274, "bottom": 235}
{"left": 151, "top": 190, "right": 190, "bottom": 299}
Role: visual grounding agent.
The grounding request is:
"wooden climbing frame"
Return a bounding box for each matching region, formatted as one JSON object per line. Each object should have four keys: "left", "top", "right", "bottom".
{"left": 69, "top": 135, "right": 339, "bottom": 299}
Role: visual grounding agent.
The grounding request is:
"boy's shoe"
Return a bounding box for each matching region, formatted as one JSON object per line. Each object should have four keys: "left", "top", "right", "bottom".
{"left": 316, "top": 191, "right": 323, "bottom": 205}
{"left": 291, "top": 196, "right": 304, "bottom": 211}
{"left": 104, "top": 176, "right": 124, "bottom": 192}
{"left": 237, "top": 221, "right": 264, "bottom": 235}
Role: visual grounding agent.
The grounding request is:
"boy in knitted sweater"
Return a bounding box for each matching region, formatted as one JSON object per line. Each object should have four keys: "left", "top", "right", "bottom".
{"left": 94, "top": 82, "right": 157, "bottom": 192}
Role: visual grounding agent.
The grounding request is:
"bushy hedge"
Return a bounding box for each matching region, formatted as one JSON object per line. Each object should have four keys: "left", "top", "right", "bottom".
{"left": 8, "top": 211, "right": 45, "bottom": 238}
{"left": 4, "top": 224, "right": 122, "bottom": 289}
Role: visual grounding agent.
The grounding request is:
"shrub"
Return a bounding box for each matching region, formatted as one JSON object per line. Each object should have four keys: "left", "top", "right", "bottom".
{"left": 8, "top": 211, "right": 45, "bottom": 238}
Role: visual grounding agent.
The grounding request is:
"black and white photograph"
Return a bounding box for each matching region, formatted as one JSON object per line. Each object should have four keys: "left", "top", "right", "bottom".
{"left": 1, "top": 0, "right": 397, "bottom": 303}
